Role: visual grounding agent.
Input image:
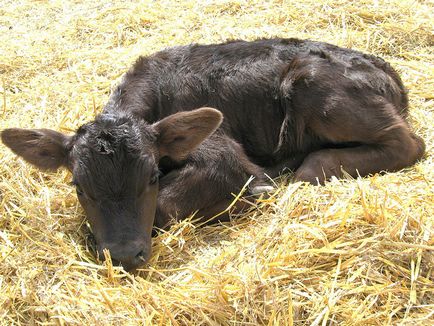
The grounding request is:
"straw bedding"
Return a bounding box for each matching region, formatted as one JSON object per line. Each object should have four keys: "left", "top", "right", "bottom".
{"left": 0, "top": 0, "right": 433, "bottom": 324}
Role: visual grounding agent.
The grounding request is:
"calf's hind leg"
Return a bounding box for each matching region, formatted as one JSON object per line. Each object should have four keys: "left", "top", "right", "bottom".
{"left": 294, "top": 107, "right": 425, "bottom": 184}
{"left": 283, "top": 51, "right": 425, "bottom": 184}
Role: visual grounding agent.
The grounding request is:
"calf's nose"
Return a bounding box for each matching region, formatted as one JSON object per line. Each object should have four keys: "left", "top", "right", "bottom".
{"left": 97, "top": 241, "right": 151, "bottom": 271}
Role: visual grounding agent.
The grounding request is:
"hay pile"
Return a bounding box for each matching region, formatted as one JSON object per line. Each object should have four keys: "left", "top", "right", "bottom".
{"left": 1, "top": 0, "right": 433, "bottom": 324}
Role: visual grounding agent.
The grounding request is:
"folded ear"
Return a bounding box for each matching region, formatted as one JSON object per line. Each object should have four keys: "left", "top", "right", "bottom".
{"left": 1, "top": 128, "right": 72, "bottom": 170}
{"left": 153, "top": 107, "right": 223, "bottom": 161}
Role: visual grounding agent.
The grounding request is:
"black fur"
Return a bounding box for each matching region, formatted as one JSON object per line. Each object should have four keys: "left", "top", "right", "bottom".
{"left": 2, "top": 38, "right": 425, "bottom": 271}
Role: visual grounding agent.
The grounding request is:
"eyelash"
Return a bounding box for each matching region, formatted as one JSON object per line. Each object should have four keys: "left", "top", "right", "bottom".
{"left": 149, "top": 171, "right": 160, "bottom": 185}
{"left": 70, "top": 180, "right": 84, "bottom": 195}
{"left": 76, "top": 185, "right": 84, "bottom": 195}
{"left": 70, "top": 180, "right": 84, "bottom": 196}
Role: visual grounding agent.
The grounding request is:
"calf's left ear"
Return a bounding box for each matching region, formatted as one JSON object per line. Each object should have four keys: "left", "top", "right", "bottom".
{"left": 153, "top": 107, "right": 223, "bottom": 161}
{"left": 1, "top": 128, "right": 72, "bottom": 170}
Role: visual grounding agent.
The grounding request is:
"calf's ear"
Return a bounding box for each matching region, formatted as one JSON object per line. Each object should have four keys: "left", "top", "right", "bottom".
{"left": 1, "top": 128, "right": 72, "bottom": 170}
{"left": 153, "top": 107, "right": 223, "bottom": 161}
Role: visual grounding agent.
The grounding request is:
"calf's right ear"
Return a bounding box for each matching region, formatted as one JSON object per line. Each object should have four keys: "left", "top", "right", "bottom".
{"left": 1, "top": 128, "right": 72, "bottom": 170}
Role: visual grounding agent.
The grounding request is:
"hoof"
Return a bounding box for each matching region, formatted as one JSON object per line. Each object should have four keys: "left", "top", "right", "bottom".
{"left": 249, "top": 185, "right": 275, "bottom": 195}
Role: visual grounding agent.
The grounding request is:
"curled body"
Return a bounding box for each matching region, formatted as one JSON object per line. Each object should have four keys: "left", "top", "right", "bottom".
{"left": 2, "top": 38, "right": 425, "bottom": 271}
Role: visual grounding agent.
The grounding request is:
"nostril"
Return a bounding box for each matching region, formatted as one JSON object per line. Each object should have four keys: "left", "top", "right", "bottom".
{"left": 96, "top": 243, "right": 150, "bottom": 270}
{"left": 135, "top": 250, "right": 147, "bottom": 262}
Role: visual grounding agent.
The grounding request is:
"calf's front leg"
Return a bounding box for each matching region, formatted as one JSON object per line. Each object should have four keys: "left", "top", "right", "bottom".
{"left": 154, "top": 134, "right": 271, "bottom": 229}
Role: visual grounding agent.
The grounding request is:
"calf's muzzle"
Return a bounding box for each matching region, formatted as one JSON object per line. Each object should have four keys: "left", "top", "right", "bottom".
{"left": 97, "top": 238, "right": 152, "bottom": 271}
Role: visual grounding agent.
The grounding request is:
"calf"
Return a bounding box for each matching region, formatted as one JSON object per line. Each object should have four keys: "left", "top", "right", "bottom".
{"left": 2, "top": 38, "right": 425, "bottom": 271}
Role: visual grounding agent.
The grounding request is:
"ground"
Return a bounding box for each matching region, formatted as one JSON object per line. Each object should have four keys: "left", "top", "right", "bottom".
{"left": 0, "top": 0, "right": 433, "bottom": 325}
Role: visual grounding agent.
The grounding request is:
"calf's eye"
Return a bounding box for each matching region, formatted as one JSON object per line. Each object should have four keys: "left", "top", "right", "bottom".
{"left": 149, "top": 174, "right": 158, "bottom": 185}
{"left": 149, "top": 171, "right": 160, "bottom": 185}
{"left": 71, "top": 180, "right": 84, "bottom": 196}
{"left": 75, "top": 185, "right": 84, "bottom": 196}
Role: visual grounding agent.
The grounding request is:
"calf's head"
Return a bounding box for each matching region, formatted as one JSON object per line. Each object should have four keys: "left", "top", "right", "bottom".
{"left": 1, "top": 108, "right": 223, "bottom": 271}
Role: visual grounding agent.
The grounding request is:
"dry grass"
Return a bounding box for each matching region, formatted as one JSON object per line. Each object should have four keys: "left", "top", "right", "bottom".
{"left": 0, "top": 0, "right": 433, "bottom": 325}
